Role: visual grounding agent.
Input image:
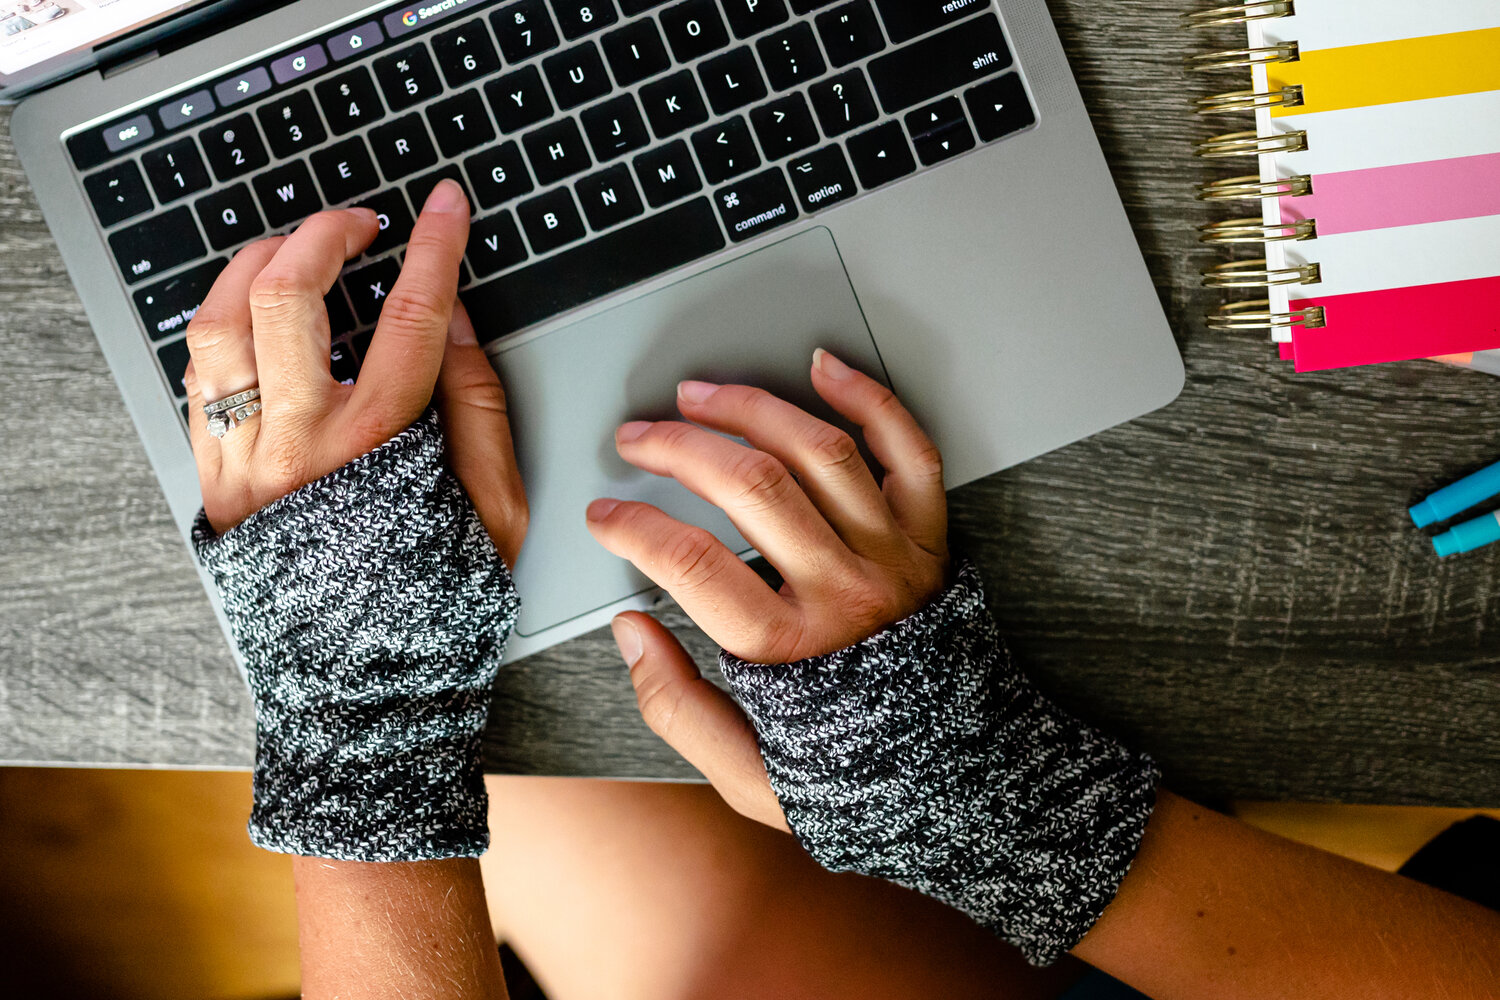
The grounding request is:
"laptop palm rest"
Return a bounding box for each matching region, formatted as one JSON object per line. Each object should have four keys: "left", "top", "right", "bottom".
{"left": 487, "top": 226, "right": 887, "bottom": 638}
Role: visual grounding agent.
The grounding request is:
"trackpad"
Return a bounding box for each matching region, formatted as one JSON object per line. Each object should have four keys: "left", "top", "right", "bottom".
{"left": 493, "top": 226, "right": 886, "bottom": 637}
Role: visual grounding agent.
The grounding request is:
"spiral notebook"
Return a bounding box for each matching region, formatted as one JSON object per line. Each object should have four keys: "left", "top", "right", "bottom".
{"left": 1191, "top": 0, "right": 1500, "bottom": 372}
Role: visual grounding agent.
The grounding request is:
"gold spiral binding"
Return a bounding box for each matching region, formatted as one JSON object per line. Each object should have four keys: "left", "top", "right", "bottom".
{"left": 1201, "top": 259, "right": 1322, "bottom": 287}
{"left": 1196, "top": 86, "right": 1304, "bottom": 114}
{"left": 1206, "top": 300, "right": 1325, "bottom": 331}
{"left": 1200, "top": 217, "right": 1317, "bottom": 243}
{"left": 1187, "top": 42, "right": 1299, "bottom": 71}
{"left": 1183, "top": 1, "right": 1295, "bottom": 27}
{"left": 1195, "top": 129, "right": 1307, "bottom": 157}
{"left": 1197, "top": 174, "right": 1312, "bottom": 200}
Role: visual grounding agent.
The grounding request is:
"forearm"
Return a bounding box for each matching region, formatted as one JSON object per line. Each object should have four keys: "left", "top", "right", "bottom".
{"left": 295, "top": 856, "right": 508, "bottom": 1000}
{"left": 1076, "top": 790, "right": 1500, "bottom": 999}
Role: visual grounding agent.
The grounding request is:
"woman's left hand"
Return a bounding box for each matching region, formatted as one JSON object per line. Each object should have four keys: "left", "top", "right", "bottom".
{"left": 182, "top": 181, "right": 527, "bottom": 566}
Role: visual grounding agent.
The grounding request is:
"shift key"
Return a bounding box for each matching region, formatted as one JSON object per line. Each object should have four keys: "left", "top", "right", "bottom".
{"left": 715, "top": 167, "right": 799, "bottom": 243}
{"left": 867, "top": 14, "right": 1012, "bottom": 115}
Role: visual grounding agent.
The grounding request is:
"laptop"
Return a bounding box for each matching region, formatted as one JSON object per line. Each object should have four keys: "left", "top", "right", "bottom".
{"left": 7, "top": 0, "right": 1184, "bottom": 662}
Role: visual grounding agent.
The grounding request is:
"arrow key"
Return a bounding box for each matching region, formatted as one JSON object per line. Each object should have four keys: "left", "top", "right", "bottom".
{"left": 904, "top": 96, "right": 974, "bottom": 166}
{"left": 845, "top": 121, "right": 915, "bottom": 189}
{"left": 965, "top": 72, "right": 1036, "bottom": 143}
{"left": 158, "top": 89, "right": 216, "bottom": 131}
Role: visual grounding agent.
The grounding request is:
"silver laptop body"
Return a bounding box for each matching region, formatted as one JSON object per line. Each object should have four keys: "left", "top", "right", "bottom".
{"left": 11, "top": 0, "right": 1183, "bottom": 662}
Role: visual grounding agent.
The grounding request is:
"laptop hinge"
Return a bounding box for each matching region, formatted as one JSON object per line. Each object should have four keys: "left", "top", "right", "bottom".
{"left": 102, "top": 50, "right": 160, "bottom": 80}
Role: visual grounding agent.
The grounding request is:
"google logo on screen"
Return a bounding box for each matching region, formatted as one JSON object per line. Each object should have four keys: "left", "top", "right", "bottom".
{"left": 401, "top": 11, "right": 419, "bottom": 26}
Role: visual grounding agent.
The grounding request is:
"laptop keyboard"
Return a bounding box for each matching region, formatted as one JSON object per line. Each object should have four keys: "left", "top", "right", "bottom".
{"left": 67, "top": 0, "right": 1037, "bottom": 426}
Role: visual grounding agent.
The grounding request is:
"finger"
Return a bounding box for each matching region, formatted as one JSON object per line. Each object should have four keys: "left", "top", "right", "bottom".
{"left": 186, "top": 239, "right": 282, "bottom": 404}
{"left": 435, "top": 301, "right": 528, "bottom": 569}
{"left": 181, "top": 362, "right": 220, "bottom": 485}
{"left": 247, "top": 208, "right": 378, "bottom": 405}
{"left": 810, "top": 349, "right": 947, "bottom": 556}
{"left": 612, "top": 420, "right": 855, "bottom": 587}
{"left": 674, "top": 380, "right": 900, "bottom": 555}
{"left": 585, "top": 498, "right": 798, "bottom": 658}
{"left": 352, "top": 180, "right": 471, "bottom": 438}
{"left": 611, "top": 612, "right": 788, "bottom": 832}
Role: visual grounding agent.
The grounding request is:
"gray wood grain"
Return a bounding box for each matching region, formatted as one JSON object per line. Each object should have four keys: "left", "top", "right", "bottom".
{"left": 2, "top": 1, "right": 1498, "bottom": 804}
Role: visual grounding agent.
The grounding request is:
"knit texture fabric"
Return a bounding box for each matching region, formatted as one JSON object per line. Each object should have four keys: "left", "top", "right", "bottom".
{"left": 720, "top": 561, "right": 1160, "bottom": 966}
{"left": 192, "top": 412, "right": 519, "bottom": 862}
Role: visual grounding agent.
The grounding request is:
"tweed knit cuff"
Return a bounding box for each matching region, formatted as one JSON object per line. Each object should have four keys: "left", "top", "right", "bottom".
{"left": 719, "top": 561, "right": 1160, "bottom": 965}
{"left": 192, "top": 411, "right": 519, "bottom": 862}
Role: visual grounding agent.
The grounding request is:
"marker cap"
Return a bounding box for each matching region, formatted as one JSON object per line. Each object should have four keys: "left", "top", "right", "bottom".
{"left": 1409, "top": 459, "right": 1500, "bottom": 528}
{"left": 1431, "top": 510, "right": 1500, "bottom": 557}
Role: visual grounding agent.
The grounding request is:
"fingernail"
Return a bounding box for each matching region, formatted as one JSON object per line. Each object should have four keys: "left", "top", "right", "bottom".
{"left": 616, "top": 420, "right": 651, "bottom": 443}
{"left": 449, "top": 313, "right": 477, "bottom": 345}
{"left": 348, "top": 206, "right": 379, "bottom": 226}
{"left": 426, "top": 178, "right": 468, "bottom": 214}
{"left": 677, "top": 380, "right": 718, "bottom": 404}
{"left": 814, "top": 348, "right": 852, "bottom": 380}
{"left": 611, "top": 615, "right": 644, "bottom": 666}
{"left": 587, "top": 497, "right": 622, "bottom": 522}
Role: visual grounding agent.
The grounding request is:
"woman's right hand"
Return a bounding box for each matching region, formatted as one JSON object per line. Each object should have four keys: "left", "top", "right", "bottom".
{"left": 585, "top": 350, "right": 950, "bottom": 827}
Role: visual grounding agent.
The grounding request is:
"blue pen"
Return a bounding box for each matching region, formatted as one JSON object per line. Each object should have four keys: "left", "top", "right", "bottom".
{"left": 1432, "top": 510, "right": 1500, "bottom": 557}
{"left": 1409, "top": 457, "right": 1500, "bottom": 528}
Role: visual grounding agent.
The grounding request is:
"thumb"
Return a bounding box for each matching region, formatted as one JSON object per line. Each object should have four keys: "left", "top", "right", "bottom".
{"left": 436, "top": 300, "right": 528, "bottom": 569}
{"left": 612, "top": 612, "right": 788, "bottom": 832}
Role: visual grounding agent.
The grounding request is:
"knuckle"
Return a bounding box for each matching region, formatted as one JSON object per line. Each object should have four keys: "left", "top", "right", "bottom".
{"left": 378, "top": 284, "right": 452, "bottom": 336}
{"left": 634, "top": 674, "right": 687, "bottom": 738}
{"left": 726, "top": 452, "right": 793, "bottom": 511}
{"left": 247, "top": 271, "right": 312, "bottom": 314}
{"left": 804, "top": 426, "right": 861, "bottom": 475}
{"left": 908, "top": 440, "right": 945, "bottom": 481}
{"left": 451, "top": 371, "right": 508, "bottom": 415}
{"left": 659, "top": 528, "right": 724, "bottom": 591}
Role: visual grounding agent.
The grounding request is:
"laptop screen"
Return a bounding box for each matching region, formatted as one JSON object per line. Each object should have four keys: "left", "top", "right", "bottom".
{"left": 0, "top": 0, "right": 210, "bottom": 96}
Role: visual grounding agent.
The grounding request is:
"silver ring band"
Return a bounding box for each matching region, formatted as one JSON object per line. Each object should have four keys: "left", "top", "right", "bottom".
{"left": 204, "top": 387, "right": 261, "bottom": 416}
{"left": 204, "top": 386, "right": 263, "bottom": 439}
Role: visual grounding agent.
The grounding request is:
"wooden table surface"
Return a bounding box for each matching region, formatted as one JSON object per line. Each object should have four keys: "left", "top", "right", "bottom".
{"left": 2, "top": 1, "right": 1497, "bottom": 805}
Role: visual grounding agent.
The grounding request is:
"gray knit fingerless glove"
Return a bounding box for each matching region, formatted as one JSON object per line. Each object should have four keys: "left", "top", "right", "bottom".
{"left": 192, "top": 411, "right": 519, "bottom": 863}
{"left": 719, "top": 562, "right": 1159, "bottom": 966}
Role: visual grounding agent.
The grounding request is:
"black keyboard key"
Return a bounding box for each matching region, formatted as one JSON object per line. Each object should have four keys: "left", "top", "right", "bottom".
{"left": 257, "top": 91, "right": 327, "bottom": 158}
{"left": 873, "top": 0, "right": 987, "bottom": 43}
{"left": 692, "top": 116, "right": 760, "bottom": 183}
{"left": 845, "top": 120, "right": 916, "bottom": 187}
{"left": 576, "top": 164, "right": 645, "bottom": 230}
{"left": 905, "top": 96, "right": 974, "bottom": 164}
{"left": 640, "top": 70, "right": 709, "bottom": 138}
{"left": 868, "top": 14, "right": 1011, "bottom": 114}
{"left": 517, "top": 188, "right": 587, "bottom": 254}
{"left": 330, "top": 339, "right": 360, "bottom": 384}
{"left": 464, "top": 198, "right": 725, "bottom": 339}
{"left": 715, "top": 167, "right": 798, "bottom": 241}
{"left": 326, "top": 288, "right": 358, "bottom": 336}
{"left": 369, "top": 114, "right": 440, "bottom": 180}
{"left": 633, "top": 140, "right": 703, "bottom": 207}
{"left": 965, "top": 72, "right": 1035, "bottom": 142}
{"left": 809, "top": 70, "right": 878, "bottom": 136}
{"left": 343, "top": 257, "right": 403, "bottom": 324}
{"left": 790, "top": 0, "right": 836, "bottom": 11}
{"left": 467, "top": 211, "right": 529, "bottom": 277}
{"left": 196, "top": 184, "right": 266, "bottom": 250}
{"left": 432, "top": 21, "right": 502, "bottom": 87}
{"left": 620, "top": 0, "right": 669, "bottom": 12}
{"left": 601, "top": 19, "right": 671, "bottom": 86}
{"left": 200, "top": 114, "right": 270, "bottom": 182}
{"left": 699, "top": 47, "right": 767, "bottom": 115}
{"left": 157, "top": 337, "right": 193, "bottom": 398}
{"left": 543, "top": 42, "right": 611, "bottom": 110}
{"left": 523, "top": 119, "right": 593, "bottom": 185}
{"left": 253, "top": 161, "right": 322, "bottom": 229}
{"left": 750, "top": 93, "right": 819, "bottom": 157}
{"left": 315, "top": 67, "right": 386, "bottom": 136}
{"left": 374, "top": 45, "right": 444, "bottom": 112}
{"left": 723, "top": 0, "right": 790, "bottom": 38}
{"left": 109, "top": 207, "right": 207, "bottom": 285}
{"left": 354, "top": 190, "right": 416, "bottom": 256}
{"left": 787, "top": 144, "right": 857, "bottom": 212}
{"left": 85, "top": 161, "right": 152, "bottom": 227}
{"left": 428, "top": 90, "right": 498, "bottom": 157}
{"left": 485, "top": 66, "right": 554, "bottom": 133}
{"left": 815, "top": 1, "right": 886, "bottom": 66}
{"left": 580, "top": 94, "right": 651, "bottom": 161}
{"left": 491, "top": 0, "right": 560, "bottom": 62}
{"left": 757, "top": 23, "right": 825, "bottom": 91}
{"left": 660, "top": 0, "right": 729, "bottom": 61}
{"left": 406, "top": 166, "right": 476, "bottom": 214}
{"left": 142, "top": 138, "right": 211, "bottom": 204}
{"left": 554, "top": 0, "right": 618, "bottom": 39}
{"left": 312, "top": 137, "right": 381, "bottom": 204}
{"left": 465, "top": 142, "right": 535, "bottom": 208}
{"left": 133, "top": 259, "right": 226, "bottom": 341}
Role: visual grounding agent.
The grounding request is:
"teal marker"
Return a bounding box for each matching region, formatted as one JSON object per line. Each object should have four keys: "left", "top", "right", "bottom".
{"left": 1409, "top": 457, "right": 1500, "bottom": 528}
{"left": 1432, "top": 510, "right": 1500, "bottom": 557}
